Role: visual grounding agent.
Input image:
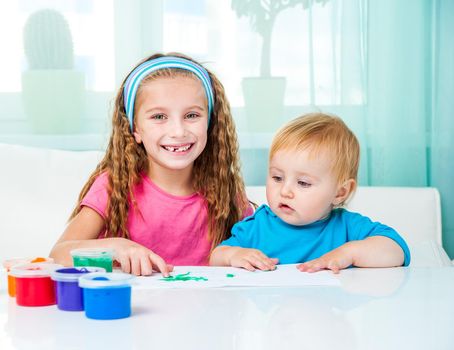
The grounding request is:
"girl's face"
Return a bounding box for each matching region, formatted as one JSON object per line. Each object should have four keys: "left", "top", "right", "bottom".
{"left": 133, "top": 75, "right": 209, "bottom": 173}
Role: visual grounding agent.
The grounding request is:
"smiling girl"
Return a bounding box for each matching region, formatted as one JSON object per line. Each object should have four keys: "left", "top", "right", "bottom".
{"left": 50, "top": 53, "right": 252, "bottom": 276}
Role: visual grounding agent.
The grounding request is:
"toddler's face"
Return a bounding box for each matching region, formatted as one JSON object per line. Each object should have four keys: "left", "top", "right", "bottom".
{"left": 133, "top": 76, "right": 208, "bottom": 173}
{"left": 266, "top": 148, "right": 342, "bottom": 226}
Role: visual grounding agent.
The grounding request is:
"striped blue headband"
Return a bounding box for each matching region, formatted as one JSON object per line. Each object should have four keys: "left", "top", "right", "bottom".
{"left": 123, "top": 56, "right": 214, "bottom": 131}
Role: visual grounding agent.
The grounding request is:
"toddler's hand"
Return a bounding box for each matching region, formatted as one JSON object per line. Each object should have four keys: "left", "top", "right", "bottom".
{"left": 229, "top": 248, "right": 278, "bottom": 272}
{"left": 297, "top": 246, "right": 353, "bottom": 274}
{"left": 112, "top": 238, "right": 173, "bottom": 276}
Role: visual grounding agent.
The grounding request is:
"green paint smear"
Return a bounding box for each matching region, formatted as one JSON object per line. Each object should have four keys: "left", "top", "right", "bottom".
{"left": 226, "top": 274, "right": 235, "bottom": 278}
{"left": 160, "top": 272, "right": 208, "bottom": 282}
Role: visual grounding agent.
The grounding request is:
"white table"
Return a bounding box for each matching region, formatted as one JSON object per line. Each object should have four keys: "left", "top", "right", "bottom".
{"left": 1, "top": 265, "right": 454, "bottom": 350}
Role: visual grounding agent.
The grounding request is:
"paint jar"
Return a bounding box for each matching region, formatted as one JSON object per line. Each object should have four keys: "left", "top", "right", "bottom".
{"left": 10, "top": 263, "right": 62, "bottom": 306}
{"left": 70, "top": 248, "right": 114, "bottom": 272}
{"left": 79, "top": 272, "right": 134, "bottom": 320}
{"left": 51, "top": 267, "right": 105, "bottom": 311}
{"left": 3, "top": 257, "right": 54, "bottom": 297}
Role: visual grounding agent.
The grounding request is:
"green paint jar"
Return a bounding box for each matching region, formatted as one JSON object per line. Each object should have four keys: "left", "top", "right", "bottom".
{"left": 70, "top": 248, "right": 114, "bottom": 272}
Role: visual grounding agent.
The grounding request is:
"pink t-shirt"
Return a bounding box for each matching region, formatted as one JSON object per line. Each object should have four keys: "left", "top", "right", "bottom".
{"left": 81, "top": 172, "right": 253, "bottom": 266}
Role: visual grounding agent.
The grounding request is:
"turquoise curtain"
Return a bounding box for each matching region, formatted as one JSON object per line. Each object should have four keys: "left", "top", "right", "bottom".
{"left": 431, "top": 0, "right": 454, "bottom": 258}
{"left": 358, "top": 0, "right": 454, "bottom": 257}
{"left": 242, "top": 0, "right": 454, "bottom": 257}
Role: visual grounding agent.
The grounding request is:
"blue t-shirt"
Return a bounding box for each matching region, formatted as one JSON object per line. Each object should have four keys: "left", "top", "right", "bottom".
{"left": 220, "top": 205, "right": 411, "bottom": 266}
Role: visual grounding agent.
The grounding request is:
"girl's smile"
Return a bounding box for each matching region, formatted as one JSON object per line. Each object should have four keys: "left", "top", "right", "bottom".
{"left": 161, "top": 143, "right": 194, "bottom": 154}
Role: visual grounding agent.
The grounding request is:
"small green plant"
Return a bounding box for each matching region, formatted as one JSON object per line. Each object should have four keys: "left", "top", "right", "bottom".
{"left": 232, "top": 0, "right": 328, "bottom": 77}
{"left": 23, "top": 8, "right": 74, "bottom": 70}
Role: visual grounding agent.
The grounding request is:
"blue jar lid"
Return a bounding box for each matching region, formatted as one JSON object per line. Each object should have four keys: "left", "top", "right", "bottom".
{"left": 51, "top": 267, "right": 106, "bottom": 282}
{"left": 79, "top": 272, "right": 134, "bottom": 289}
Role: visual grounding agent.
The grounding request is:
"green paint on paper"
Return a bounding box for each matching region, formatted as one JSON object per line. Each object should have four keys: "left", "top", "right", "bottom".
{"left": 226, "top": 274, "right": 235, "bottom": 278}
{"left": 160, "top": 272, "right": 208, "bottom": 282}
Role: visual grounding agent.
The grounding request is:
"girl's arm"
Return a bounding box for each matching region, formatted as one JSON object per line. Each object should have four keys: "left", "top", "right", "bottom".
{"left": 297, "top": 236, "right": 404, "bottom": 273}
{"left": 49, "top": 207, "right": 172, "bottom": 276}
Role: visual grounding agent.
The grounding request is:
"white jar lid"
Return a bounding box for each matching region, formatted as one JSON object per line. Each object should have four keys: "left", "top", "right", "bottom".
{"left": 2, "top": 257, "right": 53, "bottom": 270}
{"left": 10, "top": 263, "right": 63, "bottom": 278}
{"left": 79, "top": 272, "right": 134, "bottom": 288}
{"left": 70, "top": 248, "right": 115, "bottom": 258}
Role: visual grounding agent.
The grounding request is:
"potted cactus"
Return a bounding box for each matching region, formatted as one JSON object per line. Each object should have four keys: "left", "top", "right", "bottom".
{"left": 232, "top": 0, "right": 328, "bottom": 132}
{"left": 22, "top": 9, "right": 85, "bottom": 134}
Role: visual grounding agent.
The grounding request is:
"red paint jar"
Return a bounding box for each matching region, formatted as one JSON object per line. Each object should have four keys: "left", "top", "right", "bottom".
{"left": 3, "top": 257, "right": 54, "bottom": 297}
{"left": 10, "top": 263, "right": 62, "bottom": 307}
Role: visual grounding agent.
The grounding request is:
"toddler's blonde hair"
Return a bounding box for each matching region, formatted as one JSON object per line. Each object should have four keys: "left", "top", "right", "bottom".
{"left": 270, "top": 113, "right": 360, "bottom": 188}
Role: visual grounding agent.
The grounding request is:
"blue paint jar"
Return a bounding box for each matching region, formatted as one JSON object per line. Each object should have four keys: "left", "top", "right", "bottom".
{"left": 79, "top": 272, "right": 134, "bottom": 320}
{"left": 51, "top": 267, "right": 105, "bottom": 311}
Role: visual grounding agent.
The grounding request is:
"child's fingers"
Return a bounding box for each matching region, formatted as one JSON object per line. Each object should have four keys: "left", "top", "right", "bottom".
{"left": 248, "top": 256, "right": 271, "bottom": 271}
{"left": 307, "top": 260, "right": 334, "bottom": 273}
{"left": 327, "top": 261, "right": 340, "bottom": 274}
{"left": 297, "top": 262, "right": 311, "bottom": 271}
{"left": 262, "top": 257, "right": 278, "bottom": 270}
{"left": 255, "top": 252, "right": 277, "bottom": 270}
{"left": 139, "top": 256, "right": 153, "bottom": 276}
{"left": 256, "top": 251, "right": 273, "bottom": 262}
{"left": 130, "top": 256, "right": 144, "bottom": 276}
{"left": 298, "top": 261, "right": 323, "bottom": 273}
{"left": 149, "top": 252, "right": 170, "bottom": 277}
{"left": 117, "top": 256, "right": 131, "bottom": 274}
{"left": 254, "top": 256, "right": 277, "bottom": 271}
{"left": 308, "top": 262, "right": 325, "bottom": 273}
{"left": 241, "top": 260, "right": 256, "bottom": 271}
{"left": 298, "top": 265, "right": 310, "bottom": 272}
{"left": 266, "top": 258, "right": 278, "bottom": 270}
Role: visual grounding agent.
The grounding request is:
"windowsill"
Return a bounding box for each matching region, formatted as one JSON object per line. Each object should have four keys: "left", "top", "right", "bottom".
{"left": 0, "top": 134, "right": 109, "bottom": 151}
{"left": 0, "top": 132, "right": 274, "bottom": 151}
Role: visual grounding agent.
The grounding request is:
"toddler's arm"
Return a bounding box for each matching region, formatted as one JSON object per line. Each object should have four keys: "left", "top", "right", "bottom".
{"left": 49, "top": 207, "right": 172, "bottom": 276}
{"left": 209, "top": 245, "right": 278, "bottom": 271}
{"left": 297, "top": 236, "right": 404, "bottom": 274}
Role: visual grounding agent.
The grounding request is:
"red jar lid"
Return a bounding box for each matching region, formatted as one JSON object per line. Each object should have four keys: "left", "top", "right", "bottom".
{"left": 2, "top": 257, "right": 53, "bottom": 270}
{"left": 10, "top": 263, "right": 63, "bottom": 278}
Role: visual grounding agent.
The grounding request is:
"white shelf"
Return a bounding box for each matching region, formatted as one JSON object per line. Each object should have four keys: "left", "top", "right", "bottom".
{"left": 0, "top": 134, "right": 108, "bottom": 151}
{"left": 0, "top": 132, "right": 274, "bottom": 151}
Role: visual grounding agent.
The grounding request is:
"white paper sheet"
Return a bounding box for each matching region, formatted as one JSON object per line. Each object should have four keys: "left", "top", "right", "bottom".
{"left": 133, "top": 264, "right": 340, "bottom": 289}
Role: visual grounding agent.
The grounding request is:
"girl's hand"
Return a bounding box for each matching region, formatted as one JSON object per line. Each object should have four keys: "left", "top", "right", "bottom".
{"left": 112, "top": 238, "right": 173, "bottom": 276}
{"left": 297, "top": 244, "right": 354, "bottom": 274}
{"left": 229, "top": 248, "right": 278, "bottom": 272}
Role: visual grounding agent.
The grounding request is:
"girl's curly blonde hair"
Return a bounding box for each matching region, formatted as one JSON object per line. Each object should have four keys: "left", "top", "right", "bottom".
{"left": 70, "top": 52, "right": 249, "bottom": 249}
